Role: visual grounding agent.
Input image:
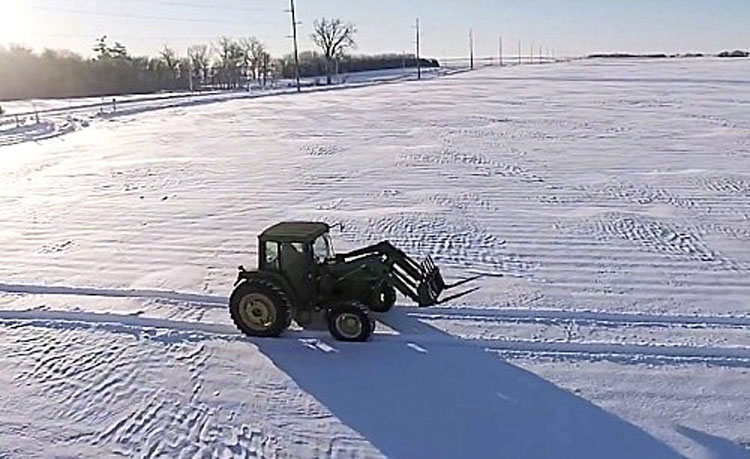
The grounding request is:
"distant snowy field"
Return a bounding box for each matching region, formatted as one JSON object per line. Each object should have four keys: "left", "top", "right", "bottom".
{"left": 0, "top": 66, "right": 443, "bottom": 148}
{"left": 1, "top": 58, "right": 749, "bottom": 458}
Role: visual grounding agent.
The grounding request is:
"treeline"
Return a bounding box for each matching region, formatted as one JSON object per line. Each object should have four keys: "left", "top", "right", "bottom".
{"left": 587, "top": 53, "right": 670, "bottom": 59}
{"left": 589, "top": 51, "right": 750, "bottom": 59}
{"left": 0, "top": 36, "right": 439, "bottom": 102}
{"left": 718, "top": 50, "right": 749, "bottom": 58}
{"left": 1, "top": 43, "right": 189, "bottom": 101}
{"left": 275, "top": 51, "right": 440, "bottom": 79}
{"left": 1, "top": 36, "right": 278, "bottom": 101}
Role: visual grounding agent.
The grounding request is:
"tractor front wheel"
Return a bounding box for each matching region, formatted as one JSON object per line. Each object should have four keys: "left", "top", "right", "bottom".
{"left": 229, "top": 279, "right": 293, "bottom": 338}
{"left": 369, "top": 286, "right": 397, "bottom": 313}
{"left": 327, "top": 301, "right": 375, "bottom": 342}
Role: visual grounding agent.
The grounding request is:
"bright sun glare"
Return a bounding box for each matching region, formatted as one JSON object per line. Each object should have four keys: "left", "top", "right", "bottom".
{"left": 0, "top": 1, "right": 29, "bottom": 46}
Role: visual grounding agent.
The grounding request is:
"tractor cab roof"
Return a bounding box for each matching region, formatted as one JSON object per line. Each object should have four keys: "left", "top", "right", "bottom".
{"left": 259, "top": 222, "right": 330, "bottom": 243}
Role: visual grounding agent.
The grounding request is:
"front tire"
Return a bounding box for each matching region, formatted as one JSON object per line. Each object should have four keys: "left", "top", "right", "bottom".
{"left": 229, "top": 279, "right": 292, "bottom": 337}
{"left": 369, "top": 286, "right": 397, "bottom": 313}
{"left": 327, "top": 301, "right": 374, "bottom": 342}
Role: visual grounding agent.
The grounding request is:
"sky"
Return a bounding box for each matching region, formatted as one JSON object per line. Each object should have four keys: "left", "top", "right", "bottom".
{"left": 1, "top": 0, "right": 748, "bottom": 60}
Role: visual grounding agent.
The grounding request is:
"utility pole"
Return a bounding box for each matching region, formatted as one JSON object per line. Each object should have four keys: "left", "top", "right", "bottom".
{"left": 262, "top": 52, "right": 269, "bottom": 87}
{"left": 288, "top": 0, "right": 301, "bottom": 92}
{"left": 539, "top": 45, "right": 543, "bottom": 63}
{"left": 518, "top": 40, "right": 522, "bottom": 65}
{"left": 469, "top": 29, "right": 474, "bottom": 70}
{"left": 530, "top": 42, "right": 534, "bottom": 64}
{"left": 499, "top": 36, "right": 503, "bottom": 66}
{"left": 187, "top": 55, "right": 194, "bottom": 92}
{"left": 415, "top": 18, "right": 421, "bottom": 80}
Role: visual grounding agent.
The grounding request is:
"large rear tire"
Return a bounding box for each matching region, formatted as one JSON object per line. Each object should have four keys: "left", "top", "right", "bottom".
{"left": 229, "top": 279, "right": 293, "bottom": 338}
{"left": 327, "top": 301, "right": 374, "bottom": 342}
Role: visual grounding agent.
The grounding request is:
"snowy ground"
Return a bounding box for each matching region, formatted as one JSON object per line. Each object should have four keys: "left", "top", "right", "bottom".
{"left": 0, "top": 67, "right": 444, "bottom": 148}
{"left": 1, "top": 58, "right": 750, "bottom": 458}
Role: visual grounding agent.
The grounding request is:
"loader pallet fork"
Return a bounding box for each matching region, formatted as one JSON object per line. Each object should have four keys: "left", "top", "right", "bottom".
{"left": 229, "top": 222, "right": 481, "bottom": 341}
{"left": 337, "top": 241, "right": 480, "bottom": 307}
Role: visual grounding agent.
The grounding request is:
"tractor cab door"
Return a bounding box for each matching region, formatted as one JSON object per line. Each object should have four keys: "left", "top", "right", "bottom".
{"left": 279, "top": 242, "right": 316, "bottom": 307}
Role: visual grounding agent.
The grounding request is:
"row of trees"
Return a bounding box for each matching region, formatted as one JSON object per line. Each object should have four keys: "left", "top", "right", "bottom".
{"left": 277, "top": 52, "right": 439, "bottom": 80}
{"left": 0, "top": 35, "right": 279, "bottom": 101}
{"left": 718, "top": 50, "right": 749, "bottom": 58}
{"left": 0, "top": 18, "right": 440, "bottom": 102}
{"left": 1, "top": 44, "right": 174, "bottom": 100}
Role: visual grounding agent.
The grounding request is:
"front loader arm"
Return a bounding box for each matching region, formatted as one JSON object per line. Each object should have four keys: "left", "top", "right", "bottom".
{"left": 340, "top": 241, "right": 423, "bottom": 279}
{"left": 338, "top": 241, "right": 480, "bottom": 307}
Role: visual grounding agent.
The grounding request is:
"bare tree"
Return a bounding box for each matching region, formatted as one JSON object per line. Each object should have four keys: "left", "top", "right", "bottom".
{"left": 188, "top": 44, "right": 211, "bottom": 86}
{"left": 260, "top": 51, "right": 272, "bottom": 87}
{"left": 215, "top": 37, "right": 244, "bottom": 89}
{"left": 311, "top": 18, "right": 357, "bottom": 84}
{"left": 159, "top": 46, "right": 179, "bottom": 86}
{"left": 240, "top": 37, "right": 266, "bottom": 84}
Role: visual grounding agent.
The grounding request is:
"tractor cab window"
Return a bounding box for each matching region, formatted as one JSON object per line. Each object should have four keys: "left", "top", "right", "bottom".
{"left": 280, "top": 242, "right": 307, "bottom": 277}
{"left": 313, "top": 234, "right": 334, "bottom": 263}
{"left": 264, "top": 241, "right": 280, "bottom": 269}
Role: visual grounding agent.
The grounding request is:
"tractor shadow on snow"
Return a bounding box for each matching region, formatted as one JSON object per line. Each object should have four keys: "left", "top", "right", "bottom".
{"left": 676, "top": 426, "right": 750, "bottom": 459}
{"left": 254, "top": 308, "right": 682, "bottom": 459}
{"left": 0, "top": 283, "right": 682, "bottom": 457}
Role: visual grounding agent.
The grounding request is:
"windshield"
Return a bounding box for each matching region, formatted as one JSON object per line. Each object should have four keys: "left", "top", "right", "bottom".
{"left": 312, "top": 234, "right": 335, "bottom": 263}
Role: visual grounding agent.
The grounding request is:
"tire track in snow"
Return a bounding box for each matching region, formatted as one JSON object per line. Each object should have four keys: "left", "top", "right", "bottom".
{"left": 694, "top": 175, "right": 750, "bottom": 195}
{"left": 581, "top": 180, "right": 697, "bottom": 208}
{"left": 3, "top": 308, "right": 750, "bottom": 369}
{"left": 0, "top": 283, "right": 225, "bottom": 307}
{"left": 2, "top": 309, "right": 285, "bottom": 458}
{"left": 328, "top": 210, "right": 534, "bottom": 277}
{"left": 557, "top": 213, "right": 750, "bottom": 272}
{"left": 399, "top": 148, "right": 545, "bottom": 183}
{"left": 408, "top": 307, "right": 750, "bottom": 329}
{"left": 0, "top": 309, "right": 238, "bottom": 337}
{"left": 480, "top": 339, "right": 750, "bottom": 368}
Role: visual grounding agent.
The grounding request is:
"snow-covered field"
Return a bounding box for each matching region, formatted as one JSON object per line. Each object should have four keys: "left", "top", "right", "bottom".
{"left": 0, "top": 67, "right": 445, "bottom": 148}
{"left": 1, "top": 58, "right": 749, "bottom": 458}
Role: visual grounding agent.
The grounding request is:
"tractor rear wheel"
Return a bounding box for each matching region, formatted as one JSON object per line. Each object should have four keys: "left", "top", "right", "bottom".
{"left": 327, "top": 301, "right": 374, "bottom": 342}
{"left": 229, "top": 279, "right": 293, "bottom": 338}
{"left": 369, "top": 286, "right": 397, "bottom": 313}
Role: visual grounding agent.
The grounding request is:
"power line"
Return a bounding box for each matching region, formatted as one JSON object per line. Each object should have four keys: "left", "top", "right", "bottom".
{"left": 23, "top": 6, "right": 282, "bottom": 25}
{"left": 105, "top": 0, "right": 276, "bottom": 13}
{"left": 28, "top": 33, "right": 235, "bottom": 40}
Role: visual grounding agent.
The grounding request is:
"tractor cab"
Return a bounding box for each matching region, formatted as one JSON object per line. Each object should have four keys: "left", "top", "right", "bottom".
{"left": 256, "top": 222, "right": 332, "bottom": 307}
{"left": 258, "top": 221, "right": 332, "bottom": 270}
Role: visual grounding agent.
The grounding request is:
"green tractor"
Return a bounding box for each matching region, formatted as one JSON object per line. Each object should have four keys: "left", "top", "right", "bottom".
{"left": 229, "top": 222, "right": 479, "bottom": 342}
